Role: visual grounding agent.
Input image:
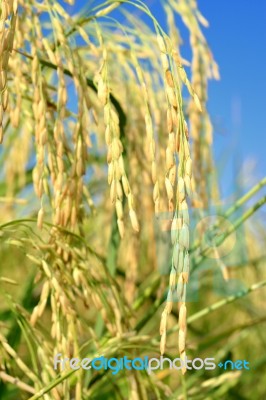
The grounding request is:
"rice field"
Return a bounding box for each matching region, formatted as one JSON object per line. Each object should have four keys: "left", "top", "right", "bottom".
{"left": 0, "top": 1, "right": 265, "bottom": 399}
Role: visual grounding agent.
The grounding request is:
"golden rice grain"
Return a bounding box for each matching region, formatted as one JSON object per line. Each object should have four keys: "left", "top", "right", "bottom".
{"left": 177, "top": 177, "right": 185, "bottom": 202}
{"left": 167, "top": 108, "right": 173, "bottom": 133}
{"left": 178, "top": 329, "right": 186, "bottom": 353}
{"left": 166, "top": 146, "right": 174, "bottom": 170}
{"left": 117, "top": 218, "right": 125, "bottom": 238}
{"left": 165, "top": 69, "right": 174, "bottom": 88}
{"left": 179, "top": 223, "right": 189, "bottom": 249}
{"left": 129, "top": 209, "right": 139, "bottom": 232}
{"left": 165, "top": 177, "right": 173, "bottom": 201}
{"left": 37, "top": 207, "right": 44, "bottom": 229}
{"left": 184, "top": 174, "right": 192, "bottom": 198}
{"left": 153, "top": 181, "right": 159, "bottom": 202}
{"left": 157, "top": 34, "right": 167, "bottom": 53}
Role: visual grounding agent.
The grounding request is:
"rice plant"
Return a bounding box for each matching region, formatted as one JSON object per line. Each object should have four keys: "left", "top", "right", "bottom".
{"left": 0, "top": 1, "right": 265, "bottom": 399}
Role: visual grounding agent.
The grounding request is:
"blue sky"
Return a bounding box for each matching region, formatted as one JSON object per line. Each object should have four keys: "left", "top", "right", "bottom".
{"left": 197, "top": 0, "right": 266, "bottom": 196}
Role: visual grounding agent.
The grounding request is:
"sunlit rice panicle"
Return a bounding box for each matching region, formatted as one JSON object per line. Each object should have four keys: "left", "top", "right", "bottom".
{"left": 157, "top": 31, "right": 197, "bottom": 373}
{"left": 95, "top": 2, "right": 120, "bottom": 18}
{"left": 189, "top": 32, "right": 220, "bottom": 205}
{"left": 0, "top": 1, "right": 17, "bottom": 143}
{"left": 131, "top": 51, "right": 161, "bottom": 215}
{"left": 96, "top": 41, "right": 139, "bottom": 236}
{"left": 170, "top": 0, "right": 220, "bottom": 205}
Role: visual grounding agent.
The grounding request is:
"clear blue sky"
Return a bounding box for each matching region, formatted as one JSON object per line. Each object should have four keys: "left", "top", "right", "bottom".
{"left": 67, "top": 1, "right": 266, "bottom": 199}
{"left": 198, "top": 0, "right": 266, "bottom": 197}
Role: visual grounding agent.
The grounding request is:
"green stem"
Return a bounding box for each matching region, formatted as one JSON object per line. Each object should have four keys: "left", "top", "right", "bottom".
{"left": 28, "top": 370, "right": 76, "bottom": 400}
{"left": 181, "top": 374, "right": 187, "bottom": 400}
{"left": 191, "top": 177, "right": 266, "bottom": 253}
{"left": 192, "top": 195, "right": 266, "bottom": 271}
{"left": 165, "top": 279, "right": 266, "bottom": 337}
{"left": 224, "top": 177, "right": 266, "bottom": 218}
